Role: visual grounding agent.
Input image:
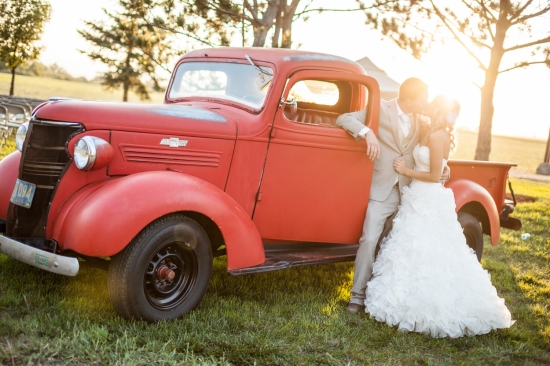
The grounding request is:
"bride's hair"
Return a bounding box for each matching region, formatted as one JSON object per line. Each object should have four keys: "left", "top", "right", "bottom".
{"left": 427, "top": 95, "right": 459, "bottom": 154}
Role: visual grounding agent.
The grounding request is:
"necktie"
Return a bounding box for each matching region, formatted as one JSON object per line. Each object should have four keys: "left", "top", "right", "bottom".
{"left": 400, "top": 113, "right": 411, "bottom": 137}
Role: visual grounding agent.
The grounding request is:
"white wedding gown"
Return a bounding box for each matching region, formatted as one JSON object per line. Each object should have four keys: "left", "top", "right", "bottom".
{"left": 365, "top": 144, "right": 514, "bottom": 338}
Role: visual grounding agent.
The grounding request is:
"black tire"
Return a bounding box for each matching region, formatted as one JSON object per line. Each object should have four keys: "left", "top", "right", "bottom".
{"left": 108, "top": 214, "right": 213, "bottom": 322}
{"left": 457, "top": 212, "right": 483, "bottom": 261}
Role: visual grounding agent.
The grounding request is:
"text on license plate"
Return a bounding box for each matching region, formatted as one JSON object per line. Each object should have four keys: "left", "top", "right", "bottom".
{"left": 10, "top": 179, "right": 36, "bottom": 208}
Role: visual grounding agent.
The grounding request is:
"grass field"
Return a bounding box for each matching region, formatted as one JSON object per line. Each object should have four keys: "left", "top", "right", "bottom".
{"left": 452, "top": 130, "right": 547, "bottom": 174}
{"left": 0, "top": 73, "right": 166, "bottom": 103}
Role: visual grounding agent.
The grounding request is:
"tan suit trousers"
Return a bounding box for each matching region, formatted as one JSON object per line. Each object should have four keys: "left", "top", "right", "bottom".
{"left": 349, "top": 185, "right": 401, "bottom": 305}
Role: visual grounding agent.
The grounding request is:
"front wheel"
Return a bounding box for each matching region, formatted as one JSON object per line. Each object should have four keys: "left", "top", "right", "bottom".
{"left": 457, "top": 212, "right": 483, "bottom": 262}
{"left": 108, "top": 214, "right": 213, "bottom": 322}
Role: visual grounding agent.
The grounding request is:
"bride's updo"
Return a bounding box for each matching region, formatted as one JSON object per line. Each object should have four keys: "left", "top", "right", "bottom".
{"left": 425, "top": 95, "right": 460, "bottom": 154}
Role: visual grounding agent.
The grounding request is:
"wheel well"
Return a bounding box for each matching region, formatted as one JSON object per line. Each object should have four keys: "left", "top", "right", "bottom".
{"left": 181, "top": 211, "right": 226, "bottom": 257}
{"left": 458, "top": 202, "right": 490, "bottom": 236}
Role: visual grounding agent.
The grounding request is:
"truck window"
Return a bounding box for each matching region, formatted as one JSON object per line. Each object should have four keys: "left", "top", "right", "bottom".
{"left": 284, "top": 79, "right": 354, "bottom": 127}
{"left": 169, "top": 62, "right": 274, "bottom": 109}
{"left": 289, "top": 80, "right": 339, "bottom": 106}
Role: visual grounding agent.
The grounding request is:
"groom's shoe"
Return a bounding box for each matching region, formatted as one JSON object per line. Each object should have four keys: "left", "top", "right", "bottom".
{"left": 346, "top": 303, "right": 362, "bottom": 314}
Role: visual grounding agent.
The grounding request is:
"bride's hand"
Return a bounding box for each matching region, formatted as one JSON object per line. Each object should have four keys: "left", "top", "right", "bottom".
{"left": 393, "top": 157, "right": 408, "bottom": 174}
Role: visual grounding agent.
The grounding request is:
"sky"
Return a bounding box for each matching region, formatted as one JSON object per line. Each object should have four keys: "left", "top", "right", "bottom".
{"left": 32, "top": 0, "right": 550, "bottom": 139}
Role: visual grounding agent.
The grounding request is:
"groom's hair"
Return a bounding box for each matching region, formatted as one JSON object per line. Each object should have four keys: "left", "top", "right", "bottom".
{"left": 398, "top": 78, "right": 428, "bottom": 101}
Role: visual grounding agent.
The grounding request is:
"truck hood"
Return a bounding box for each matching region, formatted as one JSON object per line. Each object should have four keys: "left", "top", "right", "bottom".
{"left": 35, "top": 100, "right": 237, "bottom": 139}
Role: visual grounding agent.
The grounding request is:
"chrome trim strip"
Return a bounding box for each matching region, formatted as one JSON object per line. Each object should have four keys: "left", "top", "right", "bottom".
{"left": 31, "top": 119, "right": 82, "bottom": 127}
{"left": 0, "top": 235, "right": 79, "bottom": 276}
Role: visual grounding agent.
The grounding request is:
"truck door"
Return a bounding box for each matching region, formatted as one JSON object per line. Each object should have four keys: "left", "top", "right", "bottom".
{"left": 252, "top": 71, "right": 380, "bottom": 244}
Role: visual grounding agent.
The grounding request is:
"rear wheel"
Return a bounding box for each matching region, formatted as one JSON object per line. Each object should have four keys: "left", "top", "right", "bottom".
{"left": 457, "top": 212, "right": 483, "bottom": 261}
{"left": 108, "top": 214, "right": 213, "bottom": 322}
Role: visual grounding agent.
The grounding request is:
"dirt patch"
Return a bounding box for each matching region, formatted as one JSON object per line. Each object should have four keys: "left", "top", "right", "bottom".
{"left": 506, "top": 194, "right": 537, "bottom": 203}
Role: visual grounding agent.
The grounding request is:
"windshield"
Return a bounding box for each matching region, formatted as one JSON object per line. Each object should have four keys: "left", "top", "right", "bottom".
{"left": 169, "top": 62, "right": 273, "bottom": 109}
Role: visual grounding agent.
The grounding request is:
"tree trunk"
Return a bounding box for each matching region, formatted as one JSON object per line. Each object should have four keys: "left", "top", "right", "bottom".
{"left": 9, "top": 67, "right": 16, "bottom": 96}
{"left": 272, "top": 2, "right": 283, "bottom": 47}
{"left": 475, "top": 70, "right": 499, "bottom": 160}
{"left": 474, "top": 0, "right": 509, "bottom": 161}
{"left": 123, "top": 82, "right": 129, "bottom": 102}
{"left": 252, "top": 27, "right": 270, "bottom": 47}
{"left": 280, "top": 0, "right": 300, "bottom": 48}
{"left": 251, "top": 0, "right": 280, "bottom": 47}
{"left": 280, "top": 17, "right": 292, "bottom": 48}
{"left": 122, "top": 33, "right": 134, "bottom": 102}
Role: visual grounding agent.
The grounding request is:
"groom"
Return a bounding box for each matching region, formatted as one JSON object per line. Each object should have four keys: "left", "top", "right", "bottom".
{"left": 336, "top": 77, "right": 430, "bottom": 314}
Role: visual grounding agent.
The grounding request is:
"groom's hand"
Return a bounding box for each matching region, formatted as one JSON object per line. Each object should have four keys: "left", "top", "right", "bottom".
{"left": 365, "top": 130, "right": 380, "bottom": 161}
{"left": 440, "top": 166, "right": 451, "bottom": 184}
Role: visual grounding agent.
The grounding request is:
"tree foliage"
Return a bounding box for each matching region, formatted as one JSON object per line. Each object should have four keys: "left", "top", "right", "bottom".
{"left": 153, "top": 1, "right": 384, "bottom": 49}
{"left": 0, "top": 0, "right": 52, "bottom": 96}
{"left": 362, "top": 0, "right": 550, "bottom": 160}
{"left": 149, "top": 0, "right": 304, "bottom": 48}
{"left": 79, "top": 0, "right": 174, "bottom": 102}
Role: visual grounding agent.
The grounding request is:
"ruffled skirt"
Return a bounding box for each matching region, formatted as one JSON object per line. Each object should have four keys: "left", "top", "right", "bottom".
{"left": 364, "top": 180, "right": 514, "bottom": 338}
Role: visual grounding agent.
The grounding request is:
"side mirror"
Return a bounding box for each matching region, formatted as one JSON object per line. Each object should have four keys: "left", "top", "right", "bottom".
{"left": 279, "top": 97, "right": 297, "bottom": 119}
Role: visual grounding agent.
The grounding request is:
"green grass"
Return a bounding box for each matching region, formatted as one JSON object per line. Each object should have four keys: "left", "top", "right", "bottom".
{"left": 0, "top": 73, "right": 166, "bottom": 103}
{"left": 1, "top": 178, "right": 549, "bottom": 365}
{"left": 452, "top": 130, "right": 547, "bottom": 173}
{"left": 0, "top": 139, "right": 15, "bottom": 160}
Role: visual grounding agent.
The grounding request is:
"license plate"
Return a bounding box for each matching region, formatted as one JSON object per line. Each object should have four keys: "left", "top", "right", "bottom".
{"left": 10, "top": 179, "right": 36, "bottom": 208}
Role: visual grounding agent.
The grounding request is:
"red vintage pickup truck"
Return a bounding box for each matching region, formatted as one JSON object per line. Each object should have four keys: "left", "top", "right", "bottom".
{"left": 0, "top": 48, "right": 521, "bottom": 322}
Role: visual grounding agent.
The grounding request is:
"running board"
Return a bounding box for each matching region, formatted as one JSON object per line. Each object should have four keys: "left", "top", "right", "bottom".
{"left": 228, "top": 242, "right": 359, "bottom": 276}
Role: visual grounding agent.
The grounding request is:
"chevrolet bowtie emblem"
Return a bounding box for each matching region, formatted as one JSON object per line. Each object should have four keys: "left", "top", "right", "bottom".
{"left": 160, "top": 137, "right": 188, "bottom": 148}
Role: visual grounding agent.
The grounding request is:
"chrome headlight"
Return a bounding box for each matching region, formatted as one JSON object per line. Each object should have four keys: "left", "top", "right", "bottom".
{"left": 74, "top": 136, "right": 97, "bottom": 170}
{"left": 73, "top": 136, "right": 114, "bottom": 171}
{"left": 15, "top": 122, "right": 29, "bottom": 152}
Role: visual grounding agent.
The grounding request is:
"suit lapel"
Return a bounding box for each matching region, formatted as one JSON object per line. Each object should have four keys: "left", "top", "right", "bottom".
{"left": 387, "top": 100, "right": 401, "bottom": 148}
{"left": 403, "top": 114, "right": 420, "bottom": 152}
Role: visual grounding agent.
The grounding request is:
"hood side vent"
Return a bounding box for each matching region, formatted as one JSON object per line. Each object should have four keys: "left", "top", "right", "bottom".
{"left": 121, "top": 144, "right": 221, "bottom": 167}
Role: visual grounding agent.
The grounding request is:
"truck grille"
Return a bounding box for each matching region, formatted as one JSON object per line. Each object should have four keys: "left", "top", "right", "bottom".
{"left": 7, "top": 120, "right": 83, "bottom": 238}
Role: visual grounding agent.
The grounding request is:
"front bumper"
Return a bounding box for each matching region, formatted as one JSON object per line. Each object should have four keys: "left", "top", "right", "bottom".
{"left": 0, "top": 235, "right": 79, "bottom": 276}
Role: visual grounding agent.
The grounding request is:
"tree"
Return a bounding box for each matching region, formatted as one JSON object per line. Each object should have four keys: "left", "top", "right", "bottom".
{"left": 79, "top": 0, "right": 173, "bottom": 102}
{"left": 0, "top": 0, "right": 51, "bottom": 96}
{"left": 361, "top": 0, "right": 550, "bottom": 161}
{"left": 150, "top": 0, "right": 302, "bottom": 48}
{"left": 153, "top": 1, "right": 384, "bottom": 49}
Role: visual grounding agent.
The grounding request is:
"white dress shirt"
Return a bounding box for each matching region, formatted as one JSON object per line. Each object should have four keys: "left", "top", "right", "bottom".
{"left": 358, "top": 100, "right": 411, "bottom": 138}
{"left": 396, "top": 102, "right": 411, "bottom": 137}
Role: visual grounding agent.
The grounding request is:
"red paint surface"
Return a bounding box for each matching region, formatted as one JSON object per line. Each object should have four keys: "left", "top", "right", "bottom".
{"left": 446, "top": 177, "right": 504, "bottom": 245}
{"left": 53, "top": 171, "right": 264, "bottom": 270}
{"left": 46, "top": 131, "right": 111, "bottom": 237}
{"left": 252, "top": 72, "right": 380, "bottom": 244}
{"left": 0, "top": 151, "right": 21, "bottom": 219}
{"left": 92, "top": 138, "right": 115, "bottom": 170}
{"left": 109, "top": 130, "right": 235, "bottom": 190}
{"left": 36, "top": 101, "right": 237, "bottom": 140}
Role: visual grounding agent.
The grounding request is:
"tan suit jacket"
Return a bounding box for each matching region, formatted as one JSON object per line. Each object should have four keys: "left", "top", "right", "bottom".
{"left": 336, "top": 99, "right": 420, "bottom": 202}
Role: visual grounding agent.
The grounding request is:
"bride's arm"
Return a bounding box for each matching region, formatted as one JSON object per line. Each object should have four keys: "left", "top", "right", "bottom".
{"left": 393, "top": 132, "right": 446, "bottom": 183}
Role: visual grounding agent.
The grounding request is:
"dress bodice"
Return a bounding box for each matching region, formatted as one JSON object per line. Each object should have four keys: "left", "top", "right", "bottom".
{"left": 413, "top": 144, "right": 447, "bottom": 174}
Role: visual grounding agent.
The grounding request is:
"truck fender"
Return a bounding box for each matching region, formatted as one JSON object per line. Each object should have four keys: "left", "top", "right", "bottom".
{"left": 0, "top": 151, "right": 21, "bottom": 220}
{"left": 53, "top": 171, "right": 265, "bottom": 270}
{"left": 446, "top": 178, "right": 500, "bottom": 245}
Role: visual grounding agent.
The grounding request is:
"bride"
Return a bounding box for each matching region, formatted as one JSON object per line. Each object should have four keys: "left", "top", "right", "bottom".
{"left": 364, "top": 95, "right": 514, "bottom": 338}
